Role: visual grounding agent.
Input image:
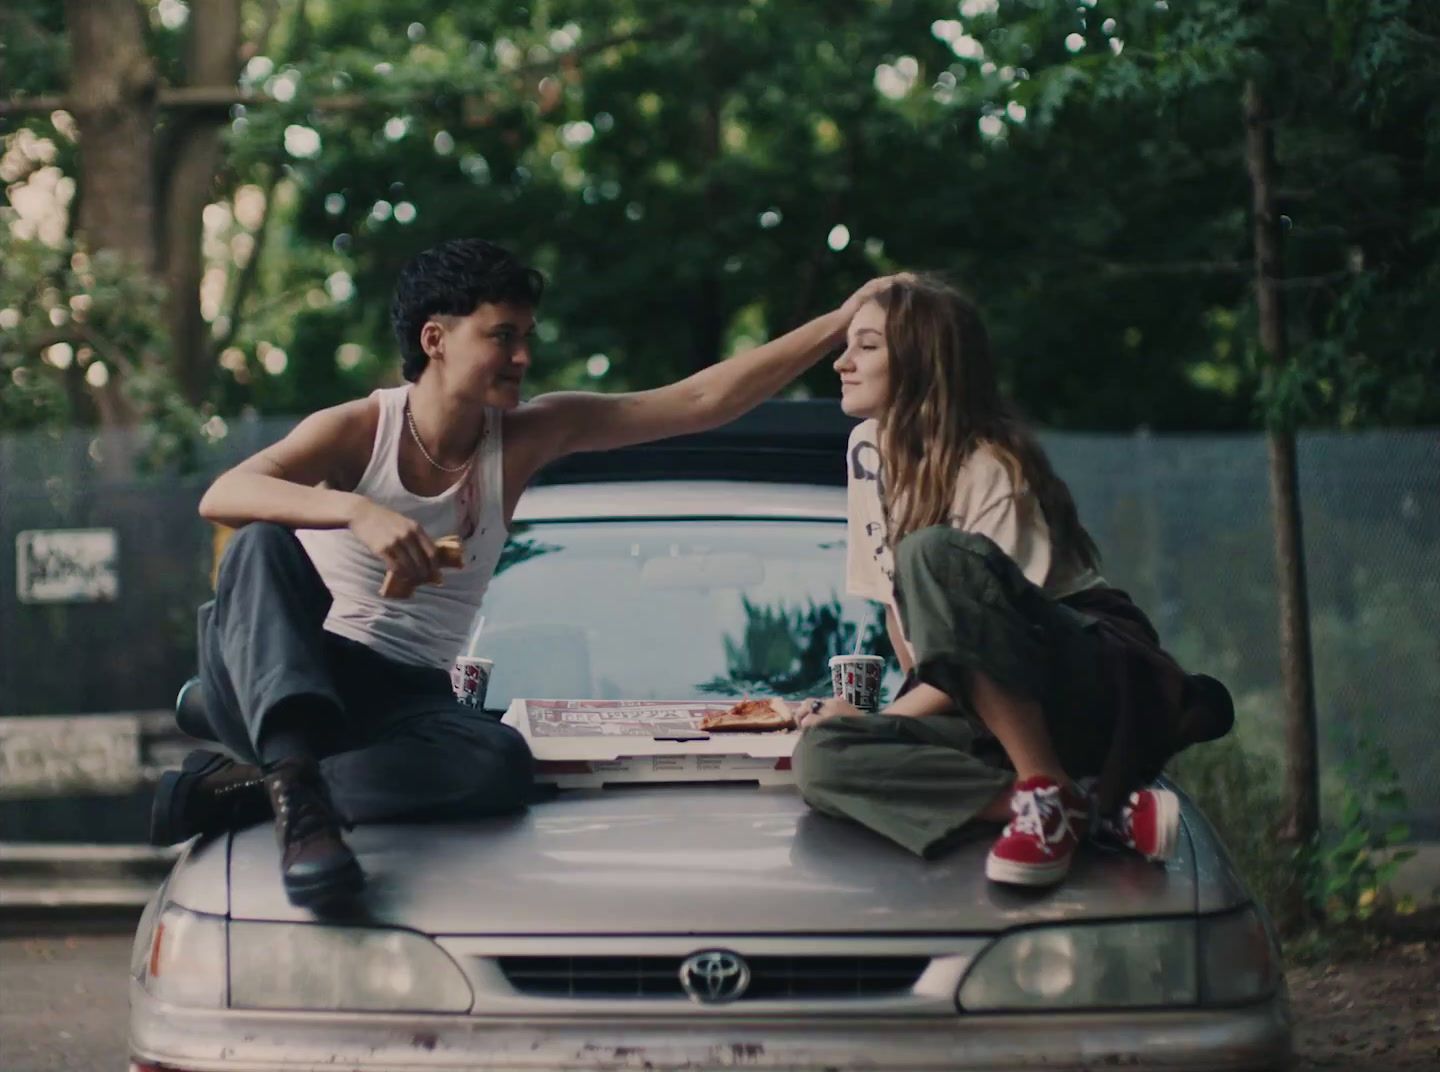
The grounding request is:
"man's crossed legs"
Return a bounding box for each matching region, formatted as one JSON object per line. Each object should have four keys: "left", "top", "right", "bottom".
{"left": 151, "top": 522, "right": 534, "bottom": 909}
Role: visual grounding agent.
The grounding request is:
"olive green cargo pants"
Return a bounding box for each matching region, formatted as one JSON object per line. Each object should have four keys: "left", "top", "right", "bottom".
{"left": 793, "top": 527, "right": 1112, "bottom": 857}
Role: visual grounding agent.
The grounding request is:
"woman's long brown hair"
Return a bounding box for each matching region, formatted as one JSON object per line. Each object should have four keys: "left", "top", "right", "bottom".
{"left": 874, "top": 277, "right": 1101, "bottom": 571}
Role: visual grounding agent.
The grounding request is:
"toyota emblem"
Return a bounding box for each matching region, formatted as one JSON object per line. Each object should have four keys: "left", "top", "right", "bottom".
{"left": 678, "top": 950, "right": 750, "bottom": 1004}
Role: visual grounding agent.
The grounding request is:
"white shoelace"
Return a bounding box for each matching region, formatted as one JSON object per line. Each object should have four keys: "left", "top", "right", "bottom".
{"left": 1007, "top": 787, "right": 1068, "bottom": 852}
{"left": 1096, "top": 792, "right": 1141, "bottom": 845}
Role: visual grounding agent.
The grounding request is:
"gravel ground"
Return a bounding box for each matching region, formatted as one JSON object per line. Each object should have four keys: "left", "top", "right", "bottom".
{"left": 0, "top": 932, "right": 132, "bottom": 1072}
{"left": 1288, "top": 937, "right": 1440, "bottom": 1071}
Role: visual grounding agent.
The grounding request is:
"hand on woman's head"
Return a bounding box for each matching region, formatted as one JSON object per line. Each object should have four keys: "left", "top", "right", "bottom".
{"left": 837, "top": 272, "right": 917, "bottom": 327}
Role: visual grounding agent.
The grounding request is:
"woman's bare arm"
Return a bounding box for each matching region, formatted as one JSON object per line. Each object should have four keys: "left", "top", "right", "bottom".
{"left": 886, "top": 604, "right": 914, "bottom": 676}
{"left": 882, "top": 681, "right": 954, "bottom": 718}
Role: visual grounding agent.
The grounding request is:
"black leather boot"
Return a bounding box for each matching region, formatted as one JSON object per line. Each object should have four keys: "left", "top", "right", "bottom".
{"left": 263, "top": 758, "right": 365, "bottom": 910}
{"left": 149, "top": 749, "right": 270, "bottom": 846}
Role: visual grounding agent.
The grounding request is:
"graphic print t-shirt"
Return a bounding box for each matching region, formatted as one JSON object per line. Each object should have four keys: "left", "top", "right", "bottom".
{"left": 844, "top": 419, "right": 1100, "bottom": 654}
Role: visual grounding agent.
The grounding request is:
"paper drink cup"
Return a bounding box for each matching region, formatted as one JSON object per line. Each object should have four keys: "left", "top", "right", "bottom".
{"left": 451, "top": 656, "right": 494, "bottom": 709}
{"left": 829, "top": 654, "right": 885, "bottom": 713}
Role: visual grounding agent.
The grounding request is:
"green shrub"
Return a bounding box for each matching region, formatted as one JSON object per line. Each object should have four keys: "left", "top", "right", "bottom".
{"left": 1301, "top": 736, "right": 1417, "bottom": 924}
{"left": 1169, "top": 734, "right": 1289, "bottom": 920}
{"left": 1170, "top": 730, "right": 1417, "bottom": 934}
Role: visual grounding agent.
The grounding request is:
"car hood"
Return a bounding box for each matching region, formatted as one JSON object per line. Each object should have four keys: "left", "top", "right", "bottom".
{"left": 225, "top": 785, "right": 1198, "bottom": 934}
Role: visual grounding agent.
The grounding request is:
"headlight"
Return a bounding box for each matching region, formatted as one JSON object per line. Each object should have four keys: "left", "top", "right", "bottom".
{"left": 1199, "top": 904, "right": 1281, "bottom": 1005}
{"left": 230, "top": 921, "right": 473, "bottom": 1012}
{"left": 957, "top": 907, "right": 1282, "bottom": 1012}
{"left": 958, "top": 919, "right": 1198, "bottom": 1011}
{"left": 141, "top": 904, "right": 228, "bottom": 1008}
{"left": 130, "top": 888, "right": 164, "bottom": 982}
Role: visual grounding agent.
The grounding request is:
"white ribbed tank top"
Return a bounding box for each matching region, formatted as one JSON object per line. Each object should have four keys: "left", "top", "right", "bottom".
{"left": 295, "top": 385, "right": 507, "bottom": 669}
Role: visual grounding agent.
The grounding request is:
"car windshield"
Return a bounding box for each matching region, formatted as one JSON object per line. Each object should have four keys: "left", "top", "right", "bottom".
{"left": 474, "top": 519, "right": 901, "bottom": 708}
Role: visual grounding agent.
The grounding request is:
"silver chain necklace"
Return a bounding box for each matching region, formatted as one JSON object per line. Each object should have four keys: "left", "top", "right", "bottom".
{"left": 405, "top": 397, "right": 474, "bottom": 474}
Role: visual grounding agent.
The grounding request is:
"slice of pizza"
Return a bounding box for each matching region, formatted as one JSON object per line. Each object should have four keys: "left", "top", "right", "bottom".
{"left": 699, "top": 697, "right": 796, "bottom": 733}
{"left": 379, "top": 535, "right": 466, "bottom": 599}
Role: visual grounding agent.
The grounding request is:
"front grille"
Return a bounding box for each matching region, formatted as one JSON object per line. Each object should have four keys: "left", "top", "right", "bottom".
{"left": 497, "top": 954, "right": 930, "bottom": 1000}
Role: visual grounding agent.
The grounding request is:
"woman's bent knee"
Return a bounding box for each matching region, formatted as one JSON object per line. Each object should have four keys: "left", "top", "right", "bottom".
{"left": 895, "top": 526, "right": 998, "bottom": 580}
{"left": 793, "top": 719, "right": 867, "bottom": 799}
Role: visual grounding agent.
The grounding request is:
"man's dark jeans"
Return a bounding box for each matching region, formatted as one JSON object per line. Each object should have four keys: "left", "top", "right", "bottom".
{"left": 190, "top": 522, "right": 534, "bottom": 824}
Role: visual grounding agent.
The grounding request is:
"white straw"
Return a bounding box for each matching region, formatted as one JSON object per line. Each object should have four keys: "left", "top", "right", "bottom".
{"left": 464, "top": 612, "right": 486, "bottom": 658}
{"left": 852, "top": 625, "right": 863, "bottom": 656}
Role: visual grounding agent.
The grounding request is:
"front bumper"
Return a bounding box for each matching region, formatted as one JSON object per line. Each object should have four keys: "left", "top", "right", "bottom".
{"left": 131, "top": 979, "right": 1292, "bottom": 1072}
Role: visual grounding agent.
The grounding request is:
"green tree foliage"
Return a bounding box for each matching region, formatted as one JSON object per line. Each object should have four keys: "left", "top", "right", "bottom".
{"left": 698, "top": 596, "right": 891, "bottom": 699}
{"left": 2, "top": 0, "right": 1436, "bottom": 434}
{"left": 0, "top": 227, "right": 200, "bottom": 465}
{"left": 998, "top": 0, "right": 1440, "bottom": 428}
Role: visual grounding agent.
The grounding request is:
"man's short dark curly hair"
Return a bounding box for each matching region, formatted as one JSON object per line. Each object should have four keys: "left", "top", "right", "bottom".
{"left": 390, "top": 238, "right": 545, "bottom": 382}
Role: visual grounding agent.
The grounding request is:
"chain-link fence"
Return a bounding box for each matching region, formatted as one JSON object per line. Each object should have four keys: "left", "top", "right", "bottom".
{"left": 2, "top": 419, "right": 1437, "bottom": 834}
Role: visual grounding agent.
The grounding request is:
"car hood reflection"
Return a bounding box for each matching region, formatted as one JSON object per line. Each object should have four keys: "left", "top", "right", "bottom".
{"left": 224, "top": 785, "right": 1196, "bottom": 933}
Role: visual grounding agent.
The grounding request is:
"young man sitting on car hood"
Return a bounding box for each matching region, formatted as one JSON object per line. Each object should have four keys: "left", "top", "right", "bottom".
{"left": 150, "top": 237, "right": 899, "bottom": 910}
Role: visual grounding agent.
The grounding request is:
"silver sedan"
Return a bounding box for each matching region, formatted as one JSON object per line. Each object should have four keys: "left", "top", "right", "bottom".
{"left": 128, "top": 480, "right": 1290, "bottom": 1071}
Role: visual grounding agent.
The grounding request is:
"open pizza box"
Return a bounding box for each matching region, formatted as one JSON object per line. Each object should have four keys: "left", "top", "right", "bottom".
{"left": 501, "top": 698, "right": 799, "bottom": 788}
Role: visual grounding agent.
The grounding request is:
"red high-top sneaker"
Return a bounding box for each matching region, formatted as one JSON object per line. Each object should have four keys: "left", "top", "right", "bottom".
{"left": 985, "top": 775, "right": 1090, "bottom": 887}
{"left": 1101, "top": 787, "right": 1181, "bottom": 863}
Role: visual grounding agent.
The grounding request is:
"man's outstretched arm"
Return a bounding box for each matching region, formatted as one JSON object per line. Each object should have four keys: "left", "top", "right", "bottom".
{"left": 519, "top": 275, "right": 902, "bottom": 466}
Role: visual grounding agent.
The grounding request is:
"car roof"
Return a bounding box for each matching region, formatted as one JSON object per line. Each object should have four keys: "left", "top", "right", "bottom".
{"left": 516, "top": 401, "right": 855, "bottom": 521}
{"left": 513, "top": 481, "right": 846, "bottom": 523}
{"left": 531, "top": 400, "right": 858, "bottom": 489}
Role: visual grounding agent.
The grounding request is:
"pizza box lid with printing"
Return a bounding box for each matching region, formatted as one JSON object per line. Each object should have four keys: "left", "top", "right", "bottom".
{"left": 501, "top": 698, "right": 799, "bottom": 787}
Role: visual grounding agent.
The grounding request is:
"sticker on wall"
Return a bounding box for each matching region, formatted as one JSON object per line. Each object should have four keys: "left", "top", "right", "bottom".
{"left": 0, "top": 714, "right": 140, "bottom": 797}
{"left": 16, "top": 528, "right": 120, "bottom": 603}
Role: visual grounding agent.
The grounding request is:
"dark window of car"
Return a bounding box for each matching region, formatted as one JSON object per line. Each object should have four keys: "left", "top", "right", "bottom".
{"left": 475, "top": 520, "right": 899, "bottom": 708}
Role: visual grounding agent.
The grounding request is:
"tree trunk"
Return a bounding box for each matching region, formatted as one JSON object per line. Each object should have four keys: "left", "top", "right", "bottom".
{"left": 161, "top": 0, "right": 242, "bottom": 404}
{"left": 64, "top": 0, "right": 157, "bottom": 271}
{"left": 64, "top": 0, "right": 157, "bottom": 427}
{"left": 1244, "top": 78, "right": 1320, "bottom": 931}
